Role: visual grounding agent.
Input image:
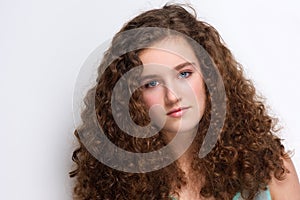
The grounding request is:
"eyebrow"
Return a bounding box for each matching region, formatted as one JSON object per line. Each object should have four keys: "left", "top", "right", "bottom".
{"left": 139, "top": 62, "right": 196, "bottom": 83}
{"left": 139, "top": 74, "right": 159, "bottom": 83}
{"left": 174, "top": 62, "right": 195, "bottom": 71}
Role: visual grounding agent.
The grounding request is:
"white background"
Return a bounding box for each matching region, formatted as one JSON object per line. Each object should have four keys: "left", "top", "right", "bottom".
{"left": 1, "top": 0, "right": 299, "bottom": 199}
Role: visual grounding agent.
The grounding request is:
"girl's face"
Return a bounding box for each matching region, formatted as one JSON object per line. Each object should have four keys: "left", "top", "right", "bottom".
{"left": 139, "top": 37, "right": 206, "bottom": 136}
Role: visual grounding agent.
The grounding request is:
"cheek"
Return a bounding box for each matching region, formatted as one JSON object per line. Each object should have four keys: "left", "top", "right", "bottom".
{"left": 142, "top": 90, "right": 166, "bottom": 126}
{"left": 142, "top": 91, "right": 161, "bottom": 108}
{"left": 190, "top": 79, "right": 206, "bottom": 107}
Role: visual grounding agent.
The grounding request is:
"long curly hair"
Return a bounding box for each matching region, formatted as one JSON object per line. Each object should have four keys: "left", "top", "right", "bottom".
{"left": 70, "top": 4, "right": 288, "bottom": 200}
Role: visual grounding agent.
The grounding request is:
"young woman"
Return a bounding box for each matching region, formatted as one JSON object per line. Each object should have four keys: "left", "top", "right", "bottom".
{"left": 70, "top": 4, "right": 300, "bottom": 200}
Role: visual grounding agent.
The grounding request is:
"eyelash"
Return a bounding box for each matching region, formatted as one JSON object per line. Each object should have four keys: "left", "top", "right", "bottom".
{"left": 144, "top": 80, "right": 159, "bottom": 88}
{"left": 178, "top": 71, "right": 192, "bottom": 79}
{"left": 143, "top": 71, "right": 193, "bottom": 89}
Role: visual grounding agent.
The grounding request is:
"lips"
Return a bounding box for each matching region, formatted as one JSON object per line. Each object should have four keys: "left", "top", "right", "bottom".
{"left": 166, "top": 107, "right": 190, "bottom": 118}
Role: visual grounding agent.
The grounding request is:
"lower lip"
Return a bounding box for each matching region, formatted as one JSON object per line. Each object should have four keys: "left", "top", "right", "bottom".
{"left": 167, "top": 108, "right": 188, "bottom": 118}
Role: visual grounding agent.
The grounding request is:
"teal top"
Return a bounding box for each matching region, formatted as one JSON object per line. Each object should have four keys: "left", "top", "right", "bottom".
{"left": 233, "top": 188, "right": 271, "bottom": 200}
{"left": 170, "top": 187, "right": 271, "bottom": 200}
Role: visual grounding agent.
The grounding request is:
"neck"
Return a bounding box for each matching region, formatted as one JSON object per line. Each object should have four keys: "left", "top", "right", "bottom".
{"left": 164, "top": 129, "right": 207, "bottom": 200}
{"left": 163, "top": 128, "right": 198, "bottom": 172}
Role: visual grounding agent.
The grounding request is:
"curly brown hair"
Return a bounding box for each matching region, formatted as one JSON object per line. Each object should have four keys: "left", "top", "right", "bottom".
{"left": 70, "top": 4, "right": 289, "bottom": 200}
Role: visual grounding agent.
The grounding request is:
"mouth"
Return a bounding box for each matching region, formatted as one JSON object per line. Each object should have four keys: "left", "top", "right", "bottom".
{"left": 166, "top": 107, "right": 190, "bottom": 118}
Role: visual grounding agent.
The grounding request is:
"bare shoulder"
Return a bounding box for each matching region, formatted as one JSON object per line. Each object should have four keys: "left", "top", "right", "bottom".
{"left": 269, "top": 157, "right": 300, "bottom": 200}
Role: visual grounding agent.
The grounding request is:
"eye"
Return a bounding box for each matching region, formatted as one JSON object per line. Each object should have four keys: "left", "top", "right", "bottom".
{"left": 178, "top": 71, "right": 192, "bottom": 79}
{"left": 144, "top": 80, "right": 159, "bottom": 88}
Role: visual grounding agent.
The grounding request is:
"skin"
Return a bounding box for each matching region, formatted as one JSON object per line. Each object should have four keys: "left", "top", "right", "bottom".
{"left": 139, "top": 36, "right": 208, "bottom": 199}
{"left": 269, "top": 157, "right": 300, "bottom": 200}
{"left": 138, "top": 36, "right": 300, "bottom": 199}
{"left": 139, "top": 37, "right": 206, "bottom": 140}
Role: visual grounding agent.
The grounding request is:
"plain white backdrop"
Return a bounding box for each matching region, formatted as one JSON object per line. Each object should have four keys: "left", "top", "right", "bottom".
{"left": 1, "top": 0, "right": 299, "bottom": 199}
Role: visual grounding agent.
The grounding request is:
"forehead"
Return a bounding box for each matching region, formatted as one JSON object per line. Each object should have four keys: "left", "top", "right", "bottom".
{"left": 139, "top": 37, "right": 200, "bottom": 72}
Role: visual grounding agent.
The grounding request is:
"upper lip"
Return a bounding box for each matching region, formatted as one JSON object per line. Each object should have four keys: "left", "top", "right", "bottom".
{"left": 166, "top": 106, "right": 190, "bottom": 115}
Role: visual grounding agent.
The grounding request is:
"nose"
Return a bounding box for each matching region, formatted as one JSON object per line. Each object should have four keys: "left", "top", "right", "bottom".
{"left": 164, "top": 86, "right": 181, "bottom": 106}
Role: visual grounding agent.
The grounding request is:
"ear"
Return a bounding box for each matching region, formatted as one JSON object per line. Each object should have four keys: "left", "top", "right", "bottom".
{"left": 269, "top": 157, "right": 300, "bottom": 200}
